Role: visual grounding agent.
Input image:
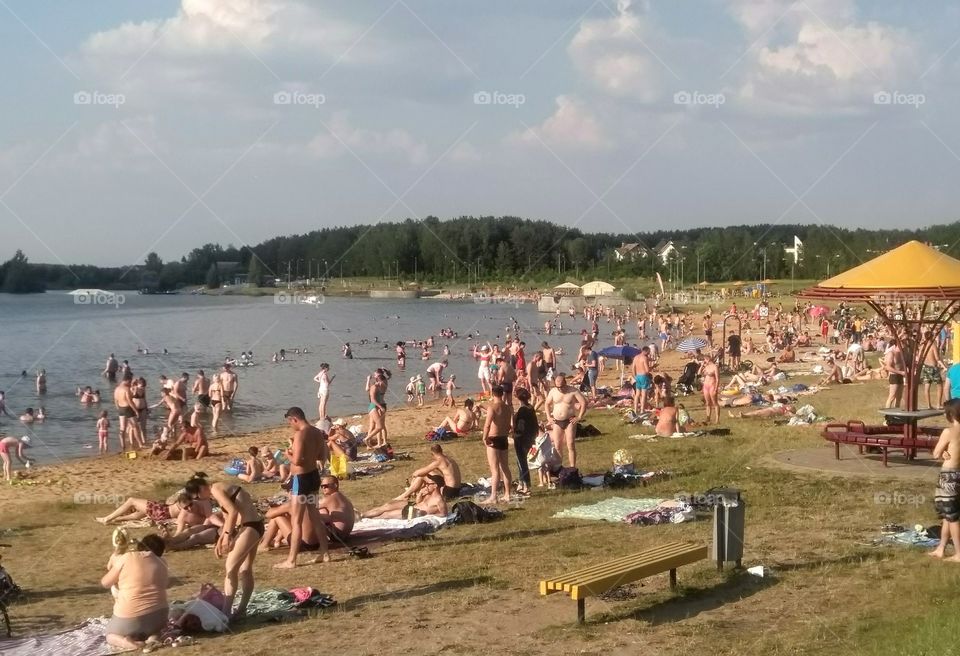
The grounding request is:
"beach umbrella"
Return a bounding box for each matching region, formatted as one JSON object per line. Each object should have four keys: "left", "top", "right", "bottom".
{"left": 676, "top": 336, "right": 709, "bottom": 353}
{"left": 598, "top": 345, "right": 641, "bottom": 361}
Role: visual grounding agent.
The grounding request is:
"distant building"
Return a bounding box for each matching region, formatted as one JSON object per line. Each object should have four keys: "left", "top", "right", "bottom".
{"left": 653, "top": 240, "right": 678, "bottom": 264}
{"left": 215, "top": 261, "right": 248, "bottom": 286}
{"left": 614, "top": 242, "right": 650, "bottom": 262}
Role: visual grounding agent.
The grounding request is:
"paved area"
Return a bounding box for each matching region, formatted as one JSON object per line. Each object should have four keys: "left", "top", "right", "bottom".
{"left": 763, "top": 443, "right": 941, "bottom": 481}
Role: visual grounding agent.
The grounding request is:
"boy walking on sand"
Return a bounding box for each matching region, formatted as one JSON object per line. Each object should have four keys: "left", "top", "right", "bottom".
{"left": 443, "top": 376, "right": 457, "bottom": 407}
{"left": 930, "top": 398, "right": 960, "bottom": 561}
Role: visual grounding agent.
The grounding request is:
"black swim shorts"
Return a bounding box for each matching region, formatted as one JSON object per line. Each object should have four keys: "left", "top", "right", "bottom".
{"left": 291, "top": 469, "right": 322, "bottom": 497}
{"left": 488, "top": 435, "right": 508, "bottom": 451}
{"left": 888, "top": 373, "right": 904, "bottom": 386}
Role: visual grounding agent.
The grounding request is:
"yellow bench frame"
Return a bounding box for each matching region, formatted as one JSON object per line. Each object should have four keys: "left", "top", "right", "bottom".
{"left": 539, "top": 541, "right": 708, "bottom": 623}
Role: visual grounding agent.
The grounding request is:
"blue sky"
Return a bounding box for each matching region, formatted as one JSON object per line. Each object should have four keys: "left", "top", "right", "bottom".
{"left": 2, "top": 0, "right": 959, "bottom": 266}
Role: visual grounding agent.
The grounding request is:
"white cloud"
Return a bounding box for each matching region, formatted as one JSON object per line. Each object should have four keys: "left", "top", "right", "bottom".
{"left": 567, "top": 0, "right": 662, "bottom": 103}
{"left": 512, "top": 95, "right": 610, "bottom": 150}
{"left": 303, "top": 114, "right": 429, "bottom": 165}
{"left": 727, "top": 0, "right": 919, "bottom": 115}
{"left": 449, "top": 141, "right": 481, "bottom": 162}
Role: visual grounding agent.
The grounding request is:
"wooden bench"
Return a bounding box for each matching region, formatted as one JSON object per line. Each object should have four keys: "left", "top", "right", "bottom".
{"left": 539, "top": 541, "right": 708, "bottom": 623}
{"left": 822, "top": 421, "right": 939, "bottom": 467}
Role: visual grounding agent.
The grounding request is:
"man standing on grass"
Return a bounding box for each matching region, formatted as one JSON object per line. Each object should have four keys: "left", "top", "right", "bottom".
{"left": 275, "top": 407, "right": 329, "bottom": 568}
{"left": 930, "top": 399, "right": 960, "bottom": 562}
{"left": 545, "top": 373, "right": 587, "bottom": 469}
{"left": 631, "top": 346, "right": 653, "bottom": 413}
{"left": 481, "top": 385, "right": 512, "bottom": 505}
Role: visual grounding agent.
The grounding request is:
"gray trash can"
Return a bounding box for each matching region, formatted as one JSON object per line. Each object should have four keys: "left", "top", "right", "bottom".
{"left": 711, "top": 490, "right": 745, "bottom": 571}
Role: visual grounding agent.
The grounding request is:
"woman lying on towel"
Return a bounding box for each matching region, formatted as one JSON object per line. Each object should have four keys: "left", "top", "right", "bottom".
{"left": 96, "top": 492, "right": 203, "bottom": 526}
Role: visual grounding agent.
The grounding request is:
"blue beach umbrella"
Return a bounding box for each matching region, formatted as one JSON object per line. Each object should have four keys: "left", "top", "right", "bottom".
{"left": 676, "top": 336, "right": 709, "bottom": 353}
{"left": 598, "top": 345, "right": 642, "bottom": 361}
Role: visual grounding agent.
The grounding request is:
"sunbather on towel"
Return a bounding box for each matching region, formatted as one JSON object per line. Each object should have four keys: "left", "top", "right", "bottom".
{"left": 436, "top": 399, "right": 478, "bottom": 435}
{"left": 392, "top": 444, "right": 462, "bottom": 501}
{"left": 363, "top": 475, "right": 447, "bottom": 519}
{"left": 260, "top": 476, "right": 355, "bottom": 561}
{"left": 655, "top": 397, "right": 679, "bottom": 437}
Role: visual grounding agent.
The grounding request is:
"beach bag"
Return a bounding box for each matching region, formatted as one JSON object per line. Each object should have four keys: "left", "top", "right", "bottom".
{"left": 556, "top": 467, "right": 582, "bottom": 490}
{"left": 196, "top": 583, "right": 227, "bottom": 611}
{"left": 576, "top": 423, "right": 601, "bottom": 437}
{"left": 424, "top": 430, "right": 440, "bottom": 442}
{"left": 223, "top": 457, "right": 245, "bottom": 476}
{"left": 451, "top": 500, "right": 503, "bottom": 524}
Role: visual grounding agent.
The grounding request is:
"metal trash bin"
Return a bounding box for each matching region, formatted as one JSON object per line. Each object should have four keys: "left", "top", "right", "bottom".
{"left": 709, "top": 488, "right": 745, "bottom": 570}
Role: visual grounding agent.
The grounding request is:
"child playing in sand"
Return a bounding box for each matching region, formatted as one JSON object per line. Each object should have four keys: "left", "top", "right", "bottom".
{"left": 97, "top": 410, "right": 110, "bottom": 455}
{"left": 443, "top": 376, "right": 457, "bottom": 407}
{"left": 930, "top": 398, "right": 960, "bottom": 561}
{"left": 238, "top": 446, "right": 265, "bottom": 483}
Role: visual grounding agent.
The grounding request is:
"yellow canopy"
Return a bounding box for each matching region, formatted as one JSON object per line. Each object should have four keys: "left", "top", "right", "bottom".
{"left": 818, "top": 241, "right": 960, "bottom": 290}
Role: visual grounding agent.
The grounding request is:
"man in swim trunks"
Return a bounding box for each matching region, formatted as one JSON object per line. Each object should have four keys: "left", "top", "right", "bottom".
{"left": 437, "top": 398, "right": 477, "bottom": 435}
{"left": 883, "top": 340, "right": 906, "bottom": 409}
{"left": 220, "top": 364, "right": 238, "bottom": 411}
{"left": 481, "top": 385, "right": 513, "bottom": 504}
{"left": 313, "top": 475, "right": 355, "bottom": 562}
{"left": 541, "top": 342, "right": 556, "bottom": 377}
{"left": 192, "top": 369, "right": 210, "bottom": 408}
{"left": 392, "top": 444, "right": 463, "bottom": 501}
{"left": 275, "top": 407, "right": 329, "bottom": 569}
{"left": 545, "top": 373, "right": 587, "bottom": 468}
{"left": 362, "top": 475, "right": 447, "bottom": 519}
{"left": 631, "top": 346, "right": 653, "bottom": 414}
{"left": 113, "top": 373, "right": 138, "bottom": 452}
{"left": 930, "top": 398, "right": 960, "bottom": 561}
{"left": 921, "top": 330, "right": 947, "bottom": 409}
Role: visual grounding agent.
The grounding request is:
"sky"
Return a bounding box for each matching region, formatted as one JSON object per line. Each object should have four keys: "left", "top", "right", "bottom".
{"left": 2, "top": 0, "right": 960, "bottom": 266}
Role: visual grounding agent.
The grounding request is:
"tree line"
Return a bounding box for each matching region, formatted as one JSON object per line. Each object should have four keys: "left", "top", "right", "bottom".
{"left": 2, "top": 217, "right": 959, "bottom": 293}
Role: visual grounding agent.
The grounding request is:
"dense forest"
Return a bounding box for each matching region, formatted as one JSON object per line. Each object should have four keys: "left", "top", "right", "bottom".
{"left": 2, "top": 217, "right": 959, "bottom": 293}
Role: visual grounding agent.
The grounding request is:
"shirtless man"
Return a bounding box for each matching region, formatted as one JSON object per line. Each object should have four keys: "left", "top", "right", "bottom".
{"left": 930, "top": 398, "right": 960, "bottom": 561}
{"left": 165, "top": 418, "right": 209, "bottom": 460}
{"left": 363, "top": 475, "right": 447, "bottom": 519}
{"left": 275, "top": 407, "right": 328, "bottom": 569}
{"left": 437, "top": 398, "right": 478, "bottom": 435}
{"left": 481, "top": 385, "right": 513, "bottom": 504}
{"left": 193, "top": 369, "right": 210, "bottom": 409}
{"left": 172, "top": 373, "right": 189, "bottom": 412}
{"left": 113, "top": 372, "right": 138, "bottom": 452}
{"left": 497, "top": 356, "right": 516, "bottom": 406}
{"left": 527, "top": 352, "right": 545, "bottom": 408}
{"left": 541, "top": 342, "right": 556, "bottom": 377}
{"left": 921, "top": 330, "right": 947, "bottom": 409}
{"left": 152, "top": 389, "right": 182, "bottom": 434}
{"left": 392, "top": 444, "right": 462, "bottom": 501}
{"left": 220, "top": 364, "right": 238, "bottom": 411}
{"left": 545, "top": 372, "right": 587, "bottom": 468}
{"left": 313, "top": 475, "right": 356, "bottom": 562}
{"left": 883, "top": 341, "right": 907, "bottom": 409}
{"left": 631, "top": 346, "right": 653, "bottom": 414}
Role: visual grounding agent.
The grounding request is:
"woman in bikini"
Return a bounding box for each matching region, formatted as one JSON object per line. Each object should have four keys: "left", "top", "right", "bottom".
{"left": 700, "top": 358, "right": 720, "bottom": 424}
{"left": 184, "top": 474, "right": 261, "bottom": 619}
{"left": 208, "top": 376, "right": 224, "bottom": 431}
{"left": 131, "top": 378, "right": 148, "bottom": 449}
{"left": 473, "top": 344, "right": 493, "bottom": 397}
{"left": 0, "top": 435, "right": 32, "bottom": 481}
{"left": 364, "top": 370, "right": 389, "bottom": 448}
{"left": 314, "top": 363, "right": 334, "bottom": 420}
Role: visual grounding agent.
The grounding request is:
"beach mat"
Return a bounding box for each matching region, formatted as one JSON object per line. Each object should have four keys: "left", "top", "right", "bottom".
{"left": 0, "top": 617, "right": 113, "bottom": 656}
{"left": 553, "top": 497, "right": 665, "bottom": 523}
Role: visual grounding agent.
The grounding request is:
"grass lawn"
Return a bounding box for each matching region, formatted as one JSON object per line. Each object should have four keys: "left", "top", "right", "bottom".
{"left": 0, "top": 374, "right": 955, "bottom": 655}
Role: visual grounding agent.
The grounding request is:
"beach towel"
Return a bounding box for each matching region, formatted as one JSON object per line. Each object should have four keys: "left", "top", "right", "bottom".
{"left": 169, "top": 598, "right": 229, "bottom": 632}
{"left": 341, "top": 515, "right": 452, "bottom": 546}
{"left": 553, "top": 497, "right": 665, "bottom": 523}
{"left": 0, "top": 617, "right": 113, "bottom": 656}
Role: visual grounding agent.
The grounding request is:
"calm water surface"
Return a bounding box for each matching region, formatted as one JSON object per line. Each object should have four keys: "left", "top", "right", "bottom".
{"left": 0, "top": 292, "right": 589, "bottom": 463}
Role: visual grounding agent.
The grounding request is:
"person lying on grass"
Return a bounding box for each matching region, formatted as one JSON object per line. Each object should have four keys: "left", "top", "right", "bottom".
{"left": 96, "top": 492, "right": 201, "bottom": 526}
{"left": 363, "top": 474, "right": 448, "bottom": 519}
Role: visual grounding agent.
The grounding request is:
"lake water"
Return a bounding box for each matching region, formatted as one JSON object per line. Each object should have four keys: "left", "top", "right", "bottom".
{"left": 0, "top": 292, "right": 588, "bottom": 462}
